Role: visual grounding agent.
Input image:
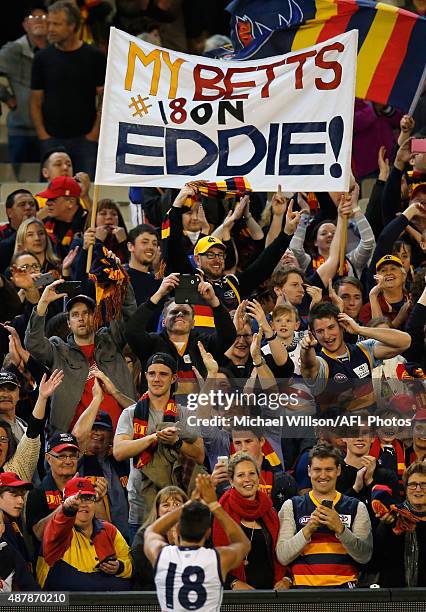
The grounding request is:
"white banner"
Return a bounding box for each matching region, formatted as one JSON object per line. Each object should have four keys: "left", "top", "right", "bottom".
{"left": 95, "top": 28, "right": 358, "bottom": 191}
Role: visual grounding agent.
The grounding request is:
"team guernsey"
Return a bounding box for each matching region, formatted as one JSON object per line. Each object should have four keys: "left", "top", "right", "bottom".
{"left": 155, "top": 545, "right": 224, "bottom": 612}
{"left": 291, "top": 491, "right": 360, "bottom": 587}
{"left": 316, "top": 343, "right": 375, "bottom": 413}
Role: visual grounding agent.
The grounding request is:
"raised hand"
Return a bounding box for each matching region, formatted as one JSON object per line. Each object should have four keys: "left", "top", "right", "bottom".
{"left": 83, "top": 227, "right": 97, "bottom": 250}
{"left": 337, "top": 312, "right": 361, "bottom": 335}
{"left": 250, "top": 326, "right": 264, "bottom": 362}
{"left": 328, "top": 280, "right": 344, "bottom": 312}
{"left": 62, "top": 246, "right": 80, "bottom": 273}
{"left": 233, "top": 299, "right": 249, "bottom": 334}
{"left": 297, "top": 192, "right": 310, "bottom": 215}
{"left": 173, "top": 185, "right": 198, "bottom": 208}
{"left": 74, "top": 172, "right": 91, "bottom": 198}
{"left": 245, "top": 299, "right": 269, "bottom": 329}
{"left": 111, "top": 227, "right": 127, "bottom": 243}
{"left": 283, "top": 199, "right": 301, "bottom": 235}
{"left": 39, "top": 279, "right": 67, "bottom": 306}
{"left": 198, "top": 280, "right": 220, "bottom": 307}
{"left": 395, "top": 137, "right": 414, "bottom": 170}
{"left": 39, "top": 369, "right": 64, "bottom": 399}
{"left": 271, "top": 184, "right": 287, "bottom": 216}
{"left": 63, "top": 491, "right": 83, "bottom": 512}
{"left": 92, "top": 377, "right": 104, "bottom": 404}
{"left": 11, "top": 264, "right": 36, "bottom": 290}
{"left": 400, "top": 114, "right": 415, "bottom": 135}
{"left": 300, "top": 331, "right": 318, "bottom": 351}
{"left": 378, "top": 146, "right": 390, "bottom": 181}
{"left": 305, "top": 285, "right": 322, "bottom": 308}
{"left": 154, "top": 273, "right": 180, "bottom": 301}
{"left": 370, "top": 274, "right": 386, "bottom": 298}
{"left": 5, "top": 325, "right": 30, "bottom": 370}
{"left": 196, "top": 473, "right": 218, "bottom": 504}
{"left": 197, "top": 341, "right": 219, "bottom": 376}
{"left": 92, "top": 368, "right": 116, "bottom": 396}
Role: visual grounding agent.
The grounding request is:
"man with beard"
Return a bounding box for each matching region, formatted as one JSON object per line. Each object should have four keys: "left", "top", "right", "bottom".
{"left": 25, "top": 280, "right": 137, "bottom": 433}
{"left": 165, "top": 185, "right": 301, "bottom": 312}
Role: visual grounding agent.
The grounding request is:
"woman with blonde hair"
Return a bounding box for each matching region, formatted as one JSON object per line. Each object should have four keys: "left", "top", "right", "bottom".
{"left": 14, "top": 217, "right": 60, "bottom": 272}
{"left": 212, "top": 452, "right": 290, "bottom": 590}
{"left": 131, "top": 485, "right": 188, "bottom": 590}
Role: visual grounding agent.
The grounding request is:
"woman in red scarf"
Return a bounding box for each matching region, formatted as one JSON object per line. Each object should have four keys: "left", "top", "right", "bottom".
{"left": 212, "top": 452, "right": 291, "bottom": 590}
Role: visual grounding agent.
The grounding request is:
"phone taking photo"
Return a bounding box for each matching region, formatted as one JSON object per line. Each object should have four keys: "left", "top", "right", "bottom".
{"left": 55, "top": 281, "right": 82, "bottom": 296}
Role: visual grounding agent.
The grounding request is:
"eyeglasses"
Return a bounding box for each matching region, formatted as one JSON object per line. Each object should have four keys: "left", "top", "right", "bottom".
{"left": 27, "top": 14, "right": 47, "bottom": 20}
{"left": 17, "top": 263, "right": 41, "bottom": 272}
{"left": 48, "top": 452, "right": 79, "bottom": 462}
{"left": 201, "top": 252, "right": 225, "bottom": 261}
{"left": 406, "top": 482, "right": 426, "bottom": 491}
{"left": 0, "top": 436, "right": 9, "bottom": 444}
{"left": 236, "top": 333, "right": 253, "bottom": 340}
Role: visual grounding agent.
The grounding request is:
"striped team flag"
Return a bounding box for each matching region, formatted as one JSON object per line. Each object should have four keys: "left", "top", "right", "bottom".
{"left": 227, "top": 0, "right": 426, "bottom": 111}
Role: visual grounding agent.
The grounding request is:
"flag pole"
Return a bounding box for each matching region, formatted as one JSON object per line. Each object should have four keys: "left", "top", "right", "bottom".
{"left": 86, "top": 184, "right": 100, "bottom": 274}
{"left": 339, "top": 193, "right": 349, "bottom": 276}
{"left": 408, "top": 64, "right": 426, "bottom": 115}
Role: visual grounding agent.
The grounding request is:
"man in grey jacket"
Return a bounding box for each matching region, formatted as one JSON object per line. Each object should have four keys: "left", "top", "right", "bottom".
{"left": 24, "top": 279, "right": 137, "bottom": 433}
{"left": 0, "top": 6, "right": 47, "bottom": 174}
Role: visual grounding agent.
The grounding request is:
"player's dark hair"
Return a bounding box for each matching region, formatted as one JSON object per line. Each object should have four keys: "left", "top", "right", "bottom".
{"left": 308, "top": 443, "right": 342, "bottom": 467}
{"left": 308, "top": 302, "right": 340, "bottom": 329}
{"left": 179, "top": 501, "right": 211, "bottom": 543}
{"left": 127, "top": 224, "right": 159, "bottom": 245}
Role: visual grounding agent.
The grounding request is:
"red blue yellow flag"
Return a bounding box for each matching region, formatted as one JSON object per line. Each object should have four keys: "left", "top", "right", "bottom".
{"left": 227, "top": 0, "right": 426, "bottom": 111}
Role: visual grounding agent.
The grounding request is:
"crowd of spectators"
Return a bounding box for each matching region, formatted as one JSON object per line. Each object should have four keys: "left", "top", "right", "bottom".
{"left": 0, "top": 0, "right": 425, "bottom": 596}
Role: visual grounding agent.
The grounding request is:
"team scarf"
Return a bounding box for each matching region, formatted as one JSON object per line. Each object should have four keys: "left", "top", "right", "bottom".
{"left": 370, "top": 437, "right": 405, "bottom": 484}
{"left": 186, "top": 177, "right": 252, "bottom": 200}
{"left": 89, "top": 243, "right": 129, "bottom": 327}
{"left": 312, "top": 253, "right": 349, "bottom": 276}
{"left": 132, "top": 392, "right": 177, "bottom": 469}
{"left": 44, "top": 218, "right": 75, "bottom": 249}
{"left": 212, "top": 487, "right": 286, "bottom": 584}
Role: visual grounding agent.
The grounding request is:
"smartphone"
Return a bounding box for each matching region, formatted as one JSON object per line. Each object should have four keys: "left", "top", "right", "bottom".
{"left": 55, "top": 281, "right": 82, "bottom": 296}
{"left": 321, "top": 500, "right": 333, "bottom": 509}
{"left": 34, "top": 272, "right": 56, "bottom": 289}
{"left": 174, "top": 274, "right": 206, "bottom": 306}
{"left": 411, "top": 138, "right": 426, "bottom": 154}
{"left": 95, "top": 554, "right": 117, "bottom": 568}
{"left": 217, "top": 456, "right": 229, "bottom": 468}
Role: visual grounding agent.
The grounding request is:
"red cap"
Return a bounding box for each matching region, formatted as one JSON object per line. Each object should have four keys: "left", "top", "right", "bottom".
{"left": 37, "top": 176, "right": 81, "bottom": 200}
{"left": 0, "top": 471, "right": 33, "bottom": 490}
{"left": 413, "top": 408, "right": 426, "bottom": 421}
{"left": 63, "top": 477, "right": 96, "bottom": 500}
